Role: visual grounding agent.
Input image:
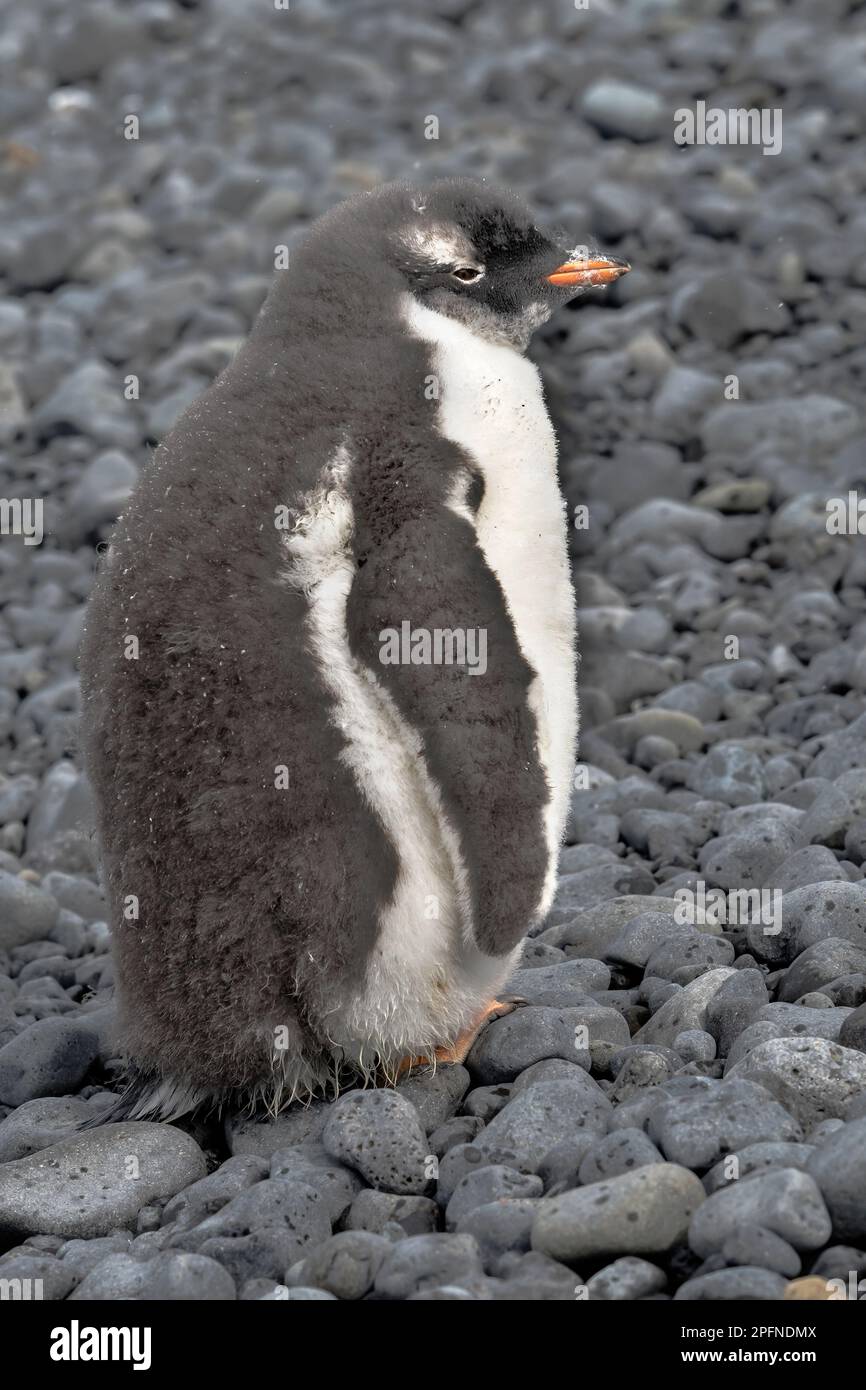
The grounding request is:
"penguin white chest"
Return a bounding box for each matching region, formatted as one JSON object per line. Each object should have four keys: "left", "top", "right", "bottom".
{"left": 403, "top": 297, "right": 578, "bottom": 915}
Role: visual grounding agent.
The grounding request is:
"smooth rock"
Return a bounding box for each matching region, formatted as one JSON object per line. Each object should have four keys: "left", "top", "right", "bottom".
{"left": 728, "top": 1037, "right": 866, "bottom": 1128}
{"left": 68, "top": 1250, "right": 235, "bottom": 1301}
{"left": 689, "top": 1168, "right": 831, "bottom": 1257}
{"left": 533, "top": 1163, "right": 705, "bottom": 1263}
{"left": 0, "top": 1124, "right": 207, "bottom": 1238}
{"left": 286, "top": 1231, "right": 391, "bottom": 1300}
{"left": 807, "top": 1117, "right": 866, "bottom": 1242}
{"left": 475, "top": 1076, "right": 612, "bottom": 1171}
{"left": 0, "top": 1016, "right": 100, "bottom": 1106}
{"left": 373, "top": 1233, "right": 485, "bottom": 1300}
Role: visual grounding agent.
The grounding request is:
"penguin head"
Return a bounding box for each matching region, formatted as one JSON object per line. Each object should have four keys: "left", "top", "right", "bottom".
{"left": 295, "top": 178, "right": 629, "bottom": 351}
{"left": 383, "top": 177, "right": 629, "bottom": 348}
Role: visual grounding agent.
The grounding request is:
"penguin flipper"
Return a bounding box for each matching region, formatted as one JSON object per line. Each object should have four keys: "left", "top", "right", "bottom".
{"left": 350, "top": 497, "right": 551, "bottom": 959}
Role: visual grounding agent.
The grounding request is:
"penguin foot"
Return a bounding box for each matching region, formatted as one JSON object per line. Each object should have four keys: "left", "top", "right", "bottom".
{"left": 395, "top": 996, "right": 528, "bottom": 1078}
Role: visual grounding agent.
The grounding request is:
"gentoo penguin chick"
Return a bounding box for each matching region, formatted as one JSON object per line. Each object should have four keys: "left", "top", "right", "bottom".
{"left": 79, "top": 177, "right": 629, "bottom": 1119}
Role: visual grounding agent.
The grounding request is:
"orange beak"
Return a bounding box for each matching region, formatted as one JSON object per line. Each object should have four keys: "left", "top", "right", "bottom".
{"left": 545, "top": 255, "right": 631, "bottom": 287}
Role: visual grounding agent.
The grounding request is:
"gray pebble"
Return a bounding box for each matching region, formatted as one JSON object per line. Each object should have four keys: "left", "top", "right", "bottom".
{"left": 269, "top": 1150, "right": 361, "bottom": 1225}
{"left": 240, "top": 1279, "right": 332, "bottom": 1300}
{"left": 605, "top": 914, "right": 697, "bottom": 971}
{"left": 322, "top": 1090, "right": 431, "bottom": 1195}
{"left": 0, "top": 871, "right": 59, "bottom": 950}
{"left": 0, "top": 1093, "right": 111, "bottom": 1163}
{"left": 510, "top": 1058, "right": 596, "bottom": 1098}
{"left": 160, "top": 1155, "right": 269, "bottom": 1231}
{"left": 395, "top": 1064, "right": 470, "bottom": 1133}
{"left": 807, "top": 1116, "right": 866, "bottom": 1243}
{"left": 54, "top": 1232, "right": 132, "bottom": 1279}
{"left": 493, "top": 1249, "right": 580, "bottom": 1300}
{"left": 839, "top": 1002, "right": 866, "bottom": 1052}
{"left": 726, "top": 1003, "right": 851, "bottom": 1069}
{"left": 39, "top": 871, "right": 104, "bottom": 922}
{"left": 0, "top": 1016, "right": 100, "bottom": 1106}
{"left": 446, "top": 1165, "right": 542, "bottom": 1231}
{"left": 546, "top": 863, "right": 656, "bottom": 925}
{"left": 225, "top": 1102, "right": 328, "bottom": 1158}
{"left": 809, "top": 1244, "right": 866, "bottom": 1281}
{"left": 634, "top": 967, "right": 737, "bottom": 1046}
{"left": 586, "top": 1255, "right": 667, "bottom": 1301}
{"left": 475, "top": 1076, "right": 612, "bottom": 1171}
{"left": 675, "top": 1266, "right": 788, "bottom": 1300}
{"left": 460, "top": 1083, "right": 512, "bottom": 1122}
{"left": 699, "top": 821, "right": 797, "bottom": 892}
{"left": 434, "top": 1143, "right": 495, "bottom": 1208}
{"left": 173, "top": 1178, "right": 330, "bottom": 1265}
{"left": 689, "top": 1168, "right": 831, "bottom": 1257}
{"left": 704, "top": 969, "right": 769, "bottom": 1055}
{"left": 729, "top": 1035, "right": 866, "bottom": 1130}
{"left": 345, "top": 1189, "right": 439, "bottom": 1237}
{"left": 64, "top": 450, "right": 138, "bottom": 540}
{"left": 779, "top": 939, "right": 866, "bottom": 1003}
{"left": 508, "top": 958, "right": 610, "bottom": 999}
{"left": 704, "top": 1142, "right": 816, "bottom": 1194}
{"left": 750, "top": 880, "right": 866, "bottom": 965}
{"left": 286, "top": 1231, "right": 391, "bottom": 1300}
{"left": 533, "top": 1163, "right": 706, "bottom": 1263}
{"left": 720, "top": 1225, "right": 801, "bottom": 1278}
{"left": 373, "top": 1233, "right": 485, "bottom": 1300}
{"left": 456, "top": 1199, "right": 538, "bottom": 1272}
{"left": 468, "top": 1005, "right": 627, "bottom": 1084}
{"left": 428, "top": 1115, "right": 484, "bottom": 1158}
{"left": 578, "top": 1128, "right": 664, "bottom": 1185}
{"left": 820, "top": 975, "right": 866, "bottom": 1009}
{"left": 534, "top": 1135, "right": 596, "bottom": 1193}
{"left": 0, "top": 1251, "right": 78, "bottom": 1300}
{"left": 687, "top": 744, "right": 764, "bottom": 806}
{"left": 69, "top": 1251, "right": 235, "bottom": 1301}
{"left": 673, "top": 1029, "right": 717, "bottom": 1063}
{"left": 644, "top": 934, "right": 734, "bottom": 986}
{"left": 609, "top": 1049, "right": 676, "bottom": 1104}
{"left": 540, "top": 896, "right": 682, "bottom": 955}
{"left": 0, "top": 1122, "right": 206, "bottom": 1238}
{"left": 648, "top": 1078, "right": 803, "bottom": 1170}
{"left": 580, "top": 79, "right": 662, "bottom": 141}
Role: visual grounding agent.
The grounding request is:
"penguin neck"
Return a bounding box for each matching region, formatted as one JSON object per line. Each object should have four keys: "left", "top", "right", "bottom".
{"left": 258, "top": 258, "right": 403, "bottom": 346}
{"left": 418, "top": 289, "right": 550, "bottom": 353}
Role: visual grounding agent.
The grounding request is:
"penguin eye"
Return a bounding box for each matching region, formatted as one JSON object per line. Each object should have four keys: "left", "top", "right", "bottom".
{"left": 451, "top": 265, "right": 484, "bottom": 284}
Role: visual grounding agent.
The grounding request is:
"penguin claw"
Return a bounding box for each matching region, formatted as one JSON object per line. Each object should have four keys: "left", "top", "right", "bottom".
{"left": 487, "top": 995, "right": 528, "bottom": 1019}
{"left": 394, "top": 996, "right": 529, "bottom": 1078}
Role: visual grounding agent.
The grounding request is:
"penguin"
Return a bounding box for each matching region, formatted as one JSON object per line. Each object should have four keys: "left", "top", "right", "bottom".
{"left": 79, "top": 177, "right": 629, "bottom": 1119}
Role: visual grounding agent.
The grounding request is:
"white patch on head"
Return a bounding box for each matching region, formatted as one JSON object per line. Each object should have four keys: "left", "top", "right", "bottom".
{"left": 402, "top": 294, "right": 578, "bottom": 920}
{"left": 397, "top": 220, "right": 478, "bottom": 270}
{"left": 280, "top": 447, "right": 516, "bottom": 1071}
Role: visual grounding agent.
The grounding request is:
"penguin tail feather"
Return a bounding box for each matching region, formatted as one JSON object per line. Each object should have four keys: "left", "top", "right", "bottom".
{"left": 78, "top": 1071, "right": 208, "bottom": 1128}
